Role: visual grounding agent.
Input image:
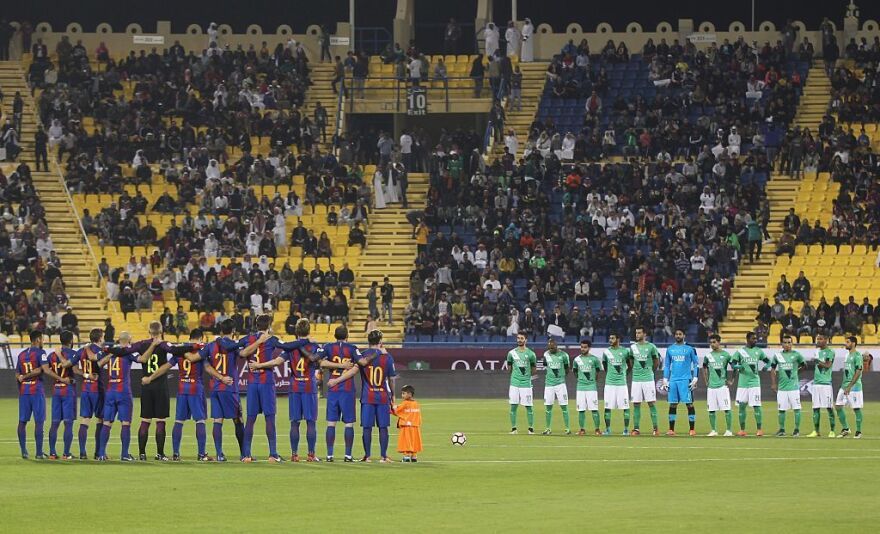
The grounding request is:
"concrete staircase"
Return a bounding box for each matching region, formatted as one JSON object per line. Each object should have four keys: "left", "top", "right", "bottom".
{"left": 302, "top": 63, "right": 340, "bottom": 154}
{"left": 792, "top": 65, "right": 830, "bottom": 133}
{"left": 347, "top": 172, "right": 429, "bottom": 344}
{"left": 490, "top": 61, "right": 548, "bottom": 159}
{"left": 0, "top": 61, "right": 108, "bottom": 339}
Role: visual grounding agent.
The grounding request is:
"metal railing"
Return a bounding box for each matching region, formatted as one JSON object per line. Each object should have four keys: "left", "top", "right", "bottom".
{"left": 344, "top": 75, "right": 488, "bottom": 112}
{"left": 333, "top": 78, "right": 346, "bottom": 156}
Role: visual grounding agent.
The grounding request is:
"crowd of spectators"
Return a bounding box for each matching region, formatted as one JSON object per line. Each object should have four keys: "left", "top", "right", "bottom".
{"left": 0, "top": 160, "right": 76, "bottom": 339}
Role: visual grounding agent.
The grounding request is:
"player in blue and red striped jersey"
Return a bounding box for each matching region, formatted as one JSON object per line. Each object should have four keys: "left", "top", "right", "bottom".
{"left": 190, "top": 319, "right": 245, "bottom": 461}
{"left": 16, "top": 330, "right": 47, "bottom": 459}
{"left": 96, "top": 332, "right": 153, "bottom": 461}
{"left": 321, "top": 325, "right": 359, "bottom": 462}
{"left": 236, "top": 314, "right": 312, "bottom": 463}
{"left": 72, "top": 328, "right": 105, "bottom": 459}
{"left": 142, "top": 329, "right": 210, "bottom": 461}
{"left": 251, "top": 318, "right": 325, "bottom": 462}
{"left": 329, "top": 329, "right": 398, "bottom": 463}
{"left": 40, "top": 330, "right": 79, "bottom": 460}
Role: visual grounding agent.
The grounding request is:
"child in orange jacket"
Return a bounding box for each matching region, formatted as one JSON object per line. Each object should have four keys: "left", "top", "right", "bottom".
{"left": 394, "top": 385, "right": 422, "bottom": 462}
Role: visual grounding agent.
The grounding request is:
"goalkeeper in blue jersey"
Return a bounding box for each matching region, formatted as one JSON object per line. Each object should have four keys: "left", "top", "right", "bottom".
{"left": 661, "top": 329, "right": 700, "bottom": 436}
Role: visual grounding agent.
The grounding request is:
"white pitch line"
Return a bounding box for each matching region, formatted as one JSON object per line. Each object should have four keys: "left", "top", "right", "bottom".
{"left": 462, "top": 444, "right": 880, "bottom": 452}
{"left": 420, "top": 456, "right": 880, "bottom": 464}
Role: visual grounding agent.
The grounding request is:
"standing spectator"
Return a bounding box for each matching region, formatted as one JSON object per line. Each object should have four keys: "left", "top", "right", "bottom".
{"left": 0, "top": 19, "right": 12, "bottom": 61}
{"left": 505, "top": 21, "right": 520, "bottom": 58}
{"left": 319, "top": 25, "right": 332, "bottom": 62}
{"left": 381, "top": 276, "right": 395, "bottom": 324}
{"left": 314, "top": 102, "right": 328, "bottom": 143}
{"left": 520, "top": 18, "right": 535, "bottom": 62}
{"left": 509, "top": 66, "right": 522, "bottom": 111}
{"left": 444, "top": 18, "right": 461, "bottom": 54}
{"left": 367, "top": 281, "right": 380, "bottom": 320}
{"left": 746, "top": 216, "right": 762, "bottom": 263}
{"left": 470, "top": 55, "right": 485, "bottom": 98}
{"left": 34, "top": 125, "right": 48, "bottom": 171}
{"left": 61, "top": 306, "right": 80, "bottom": 341}
{"left": 332, "top": 56, "right": 345, "bottom": 95}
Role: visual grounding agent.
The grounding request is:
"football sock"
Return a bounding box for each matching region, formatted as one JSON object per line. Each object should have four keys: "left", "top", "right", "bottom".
{"left": 509, "top": 405, "right": 518, "bottom": 427}
{"left": 49, "top": 421, "right": 59, "bottom": 455}
{"left": 649, "top": 404, "right": 658, "bottom": 429}
{"left": 544, "top": 406, "right": 553, "bottom": 428}
{"left": 120, "top": 425, "right": 131, "bottom": 457}
{"left": 344, "top": 426, "right": 354, "bottom": 456}
{"left": 155, "top": 421, "right": 166, "bottom": 456}
{"left": 591, "top": 411, "right": 601, "bottom": 429}
{"left": 35, "top": 423, "right": 44, "bottom": 456}
{"left": 244, "top": 417, "right": 256, "bottom": 457}
{"left": 265, "top": 415, "right": 278, "bottom": 457}
{"left": 754, "top": 406, "right": 763, "bottom": 430}
{"left": 379, "top": 427, "right": 389, "bottom": 457}
{"left": 623, "top": 408, "right": 630, "bottom": 430}
{"left": 17, "top": 422, "right": 26, "bottom": 454}
{"left": 708, "top": 411, "right": 717, "bottom": 431}
{"left": 724, "top": 410, "right": 732, "bottom": 431}
{"left": 172, "top": 422, "right": 183, "bottom": 455}
{"left": 195, "top": 422, "right": 206, "bottom": 455}
{"left": 326, "top": 426, "right": 336, "bottom": 456}
{"left": 738, "top": 403, "right": 747, "bottom": 430}
{"left": 560, "top": 405, "right": 570, "bottom": 429}
{"left": 604, "top": 408, "right": 611, "bottom": 429}
{"left": 827, "top": 408, "right": 836, "bottom": 431}
{"left": 633, "top": 405, "right": 641, "bottom": 429}
{"left": 213, "top": 422, "right": 223, "bottom": 456}
{"left": 793, "top": 409, "right": 801, "bottom": 431}
{"left": 578, "top": 411, "right": 586, "bottom": 429}
{"left": 138, "top": 421, "right": 150, "bottom": 455}
{"left": 836, "top": 407, "right": 848, "bottom": 429}
{"left": 234, "top": 419, "right": 244, "bottom": 456}
{"left": 306, "top": 421, "right": 316, "bottom": 454}
{"left": 687, "top": 405, "right": 695, "bottom": 430}
{"left": 668, "top": 404, "right": 677, "bottom": 431}
{"left": 525, "top": 406, "right": 534, "bottom": 427}
{"left": 362, "top": 428, "right": 372, "bottom": 457}
{"left": 99, "top": 424, "right": 110, "bottom": 456}
{"left": 63, "top": 420, "right": 73, "bottom": 456}
{"left": 812, "top": 409, "right": 820, "bottom": 432}
{"left": 777, "top": 411, "right": 786, "bottom": 432}
{"left": 93, "top": 424, "right": 102, "bottom": 457}
{"left": 78, "top": 424, "right": 88, "bottom": 456}
{"left": 290, "top": 422, "right": 301, "bottom": 454}
{"left": 855, "top": 409, "right": 862, "bottom": 432}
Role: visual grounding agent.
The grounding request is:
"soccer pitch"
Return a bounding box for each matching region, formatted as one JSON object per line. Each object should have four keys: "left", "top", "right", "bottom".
{"left": 1, "top": 398, "right": 877, "bottom": 532}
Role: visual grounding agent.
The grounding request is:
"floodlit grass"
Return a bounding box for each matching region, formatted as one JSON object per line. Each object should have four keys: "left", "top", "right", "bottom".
{"left": 0, "top": 397, "right": 877, "bottom": 532}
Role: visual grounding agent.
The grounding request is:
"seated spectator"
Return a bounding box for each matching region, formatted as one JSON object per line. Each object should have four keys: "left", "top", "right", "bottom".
{"left": 792, "top": 271, "right": 811, "bottom": 301}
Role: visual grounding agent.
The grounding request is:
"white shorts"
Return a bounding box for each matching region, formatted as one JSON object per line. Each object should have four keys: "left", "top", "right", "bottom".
{"left": 811, "top": 384, "right": 834, "bottom": 409}
{"left": 508, "top": 386, "right": 533, "bottom": 406}
{"left": 735, "top": 386, "right": 762, "bottom": 407}
{"left": 631, "top": 381, "right": 657, "bottom": 403}
{"left": 707, "top": 386, "right": 732, "bottom": 412}
{"left": 603, "top": 384, "right": 630, "bottom": 410}
{"left": 776, "top": 390, "right": 801, "bottom": 411}
{"left": 576, "top": 390, "right": 599, "bottom": 412}
{"left": 544, "top": 384, "right": 569, "bottom": 405}
{"left": 835, "top": 389, "right": 864, "bottom": 409}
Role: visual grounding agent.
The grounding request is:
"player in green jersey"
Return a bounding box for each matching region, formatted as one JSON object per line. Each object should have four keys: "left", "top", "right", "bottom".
{"left": 807, "top": 333, "right": 836, "bottom": 437}
{"left": 835, "top": 336, "right": 864, "bottom": 439}
{"left": 731, "top": 331, "right": 771, "bottom": 436}
{"left": 506, "top": 334, "right": 537, "bottom": 435}
{"left": 702, "top": 334, "right": 734, "bottom": 436}
{"left": 770, "top": 335, "right": 806, "bottom": 436}
{"left": 541, "top": 338, "right": 571, "bottom": 435}
{"left": 572, "top": 339, "right": 603, "bottom": 435}
{"left": 601, "top": 333, "right": 632, "bottom": 435}
{"left": 630, "top": 327, "right": 660, "bottom": 436}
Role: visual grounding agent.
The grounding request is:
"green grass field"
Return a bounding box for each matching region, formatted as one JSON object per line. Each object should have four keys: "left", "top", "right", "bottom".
{"left": 1, "top": 397, "right": 878, "bottom": 532}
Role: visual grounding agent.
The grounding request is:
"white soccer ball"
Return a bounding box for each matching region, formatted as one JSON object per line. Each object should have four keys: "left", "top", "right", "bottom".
{"left": 451, "top": 432, "right": 467, "bottom": 446}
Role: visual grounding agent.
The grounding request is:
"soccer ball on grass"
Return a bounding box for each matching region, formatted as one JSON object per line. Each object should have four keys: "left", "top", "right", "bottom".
{"left": 451, "top": 432, "right": 467, "bottom": 446}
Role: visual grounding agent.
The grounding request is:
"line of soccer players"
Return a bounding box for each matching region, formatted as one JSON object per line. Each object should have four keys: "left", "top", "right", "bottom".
{"left": 506, "top": 328, "right": 866, "bottom": 438}
{"left": 15, "top": 316, "right": 402, "bottom": 462}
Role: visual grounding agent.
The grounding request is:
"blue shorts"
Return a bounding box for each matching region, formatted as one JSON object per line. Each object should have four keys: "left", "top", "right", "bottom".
{"left": 246, "top": 383, "right": 277, "bottom": 417}
{"left": 210, "top": 391, "right": 242, "bottom": 419}
{"left": 103, "top": 392, "right": 133, "bottom": 423}
{"left": 80, "top": 392, "right": 104, "bottom": 419}
{"left": 326, "top": 391, "right": 356, "bottom": 424}
{"left": 19, "top": 394, "right": 46, "bottom": 423}
{"left": 289, "top": 392, "right": 318, "bottom": 422}
{"left": 360, "top": 403, "right": 391, "bottom": 429}
{"left": 176, "top": 394, "right": 207, "bottom": 421}
{"left": 668, "top": 381, "right": 693, "bottom": 404}
{"left": 52, "top": 394, "right": 77, "bottom": 422}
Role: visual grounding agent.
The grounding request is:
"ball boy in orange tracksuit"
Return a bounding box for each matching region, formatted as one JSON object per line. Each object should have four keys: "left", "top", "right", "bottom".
{"left": 394, "top": 384, "right": 422, "bottom": 462}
